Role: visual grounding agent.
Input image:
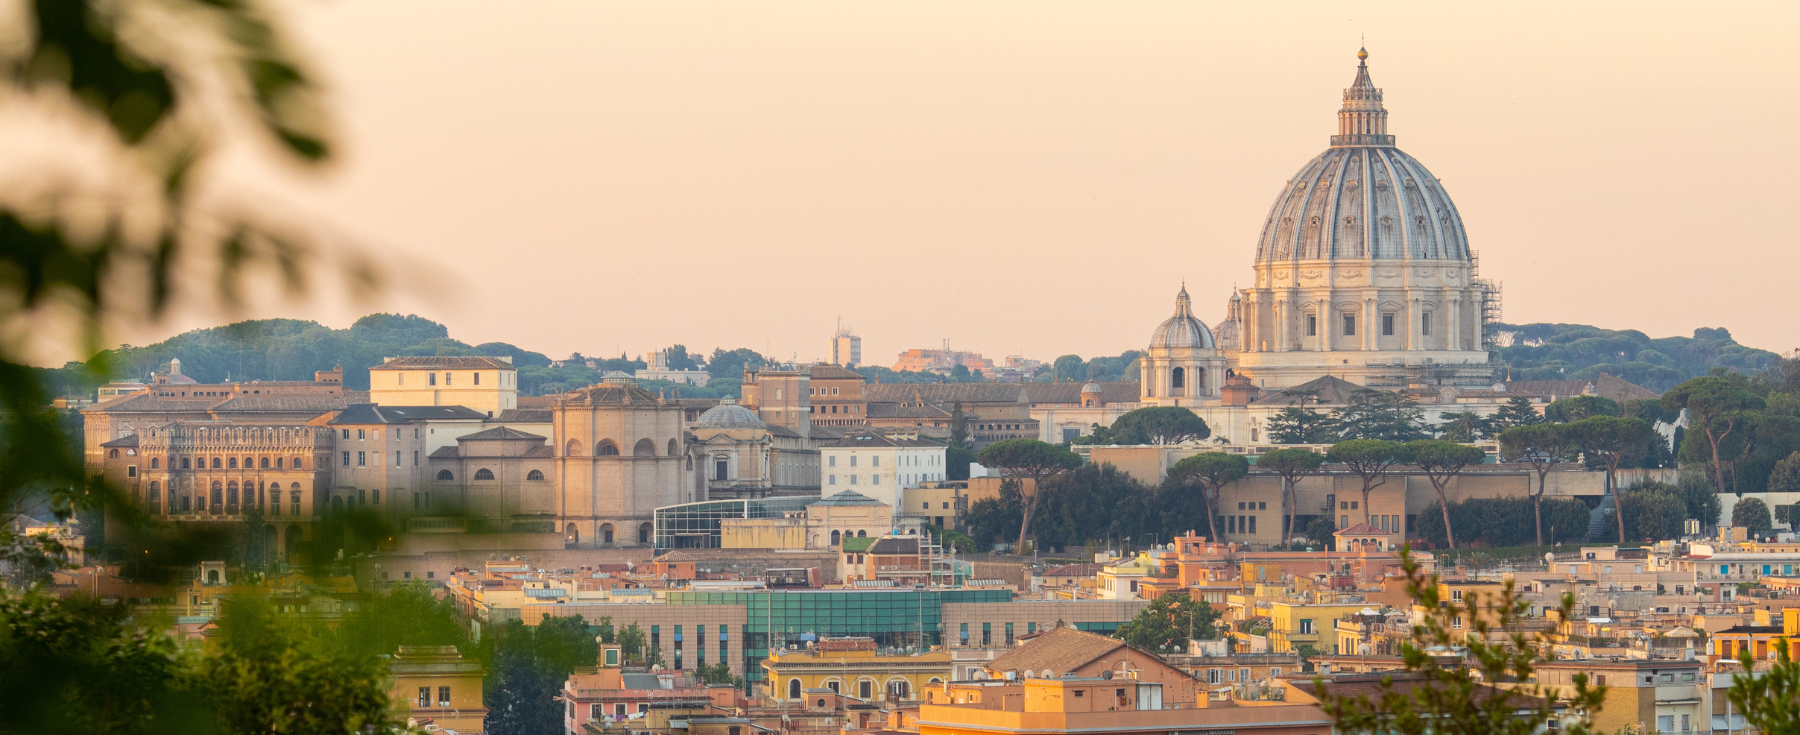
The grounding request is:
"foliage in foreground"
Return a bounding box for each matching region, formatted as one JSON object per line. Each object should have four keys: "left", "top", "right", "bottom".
{"left": 1114, "top": 592, "right": 1221, "bottom": 652}
{"left": 1316, "top": 548, "right": 1606, "bottom": 735}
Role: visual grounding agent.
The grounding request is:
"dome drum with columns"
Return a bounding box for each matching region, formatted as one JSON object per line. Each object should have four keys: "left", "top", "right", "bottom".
{"left": 1229, "top": 48, "right": 1495, "bottom": 390}
{"left": 1140, "top": 287, "right": 1229, "bottom": 406}
{"left": 1140, "top": 49, "right": 1497, "bottom": 405}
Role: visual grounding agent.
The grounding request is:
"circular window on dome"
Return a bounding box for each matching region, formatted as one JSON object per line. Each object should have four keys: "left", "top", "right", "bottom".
{"left": 1344, "top": 216, "right": 1356, "bottom": 225}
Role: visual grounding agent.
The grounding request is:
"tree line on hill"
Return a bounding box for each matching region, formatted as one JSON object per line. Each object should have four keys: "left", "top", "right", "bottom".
{"left": 1492, "top": 322, "right": 1780, "bottom": 392}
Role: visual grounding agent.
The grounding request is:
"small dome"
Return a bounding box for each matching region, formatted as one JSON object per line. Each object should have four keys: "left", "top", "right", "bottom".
{"left": 1149, "top": 287, "right": 1216, "bottom": 350}
{"left": 1080, "top": 382, "right": 1103, "bottom": 394}
{"left": 696, "top": 401, "right": 764, "bottom": 429}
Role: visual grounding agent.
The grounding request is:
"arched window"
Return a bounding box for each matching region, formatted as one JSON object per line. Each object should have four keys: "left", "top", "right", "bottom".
{"left": 887, "top": 680, "right": 910, "bottom": 700}
{"left": 527, "top": 469, "right": 545, "bottom": 481}
{"left": 566, "top": 523, "right": 579, "bottom": 545}
{"left": 291, "top": 457, "right": 303, "bottom": 469}
{"left": 596, "top": 440, "right": 620, "bottom": 456}
{"left": 638, "top": 522, "right": 652, "bottom": 544}
{"left": 226, "top": 481, "right": 238, "bottom": 506}
{"left": 475, "top": 468, "right": 495, "bottom": 481}
{"left": 242, "top": 457, "right": 252, "bottom": 468}
{"left": 788, "top": 679, "right": 802, "bottom": 700}
{"left": 436, "top": 470, "right": 454, "bottom": 481}
{"left": 601, "top": 523, "right": 614, "bottom": 544}
{"left": 667, "top": 438, "right": 679, "bottom": 456}
{"left": 632, "top": 439, "right": 656, "bottom": 456}
{"left": 1171, "top": 367, "right": 1186, "bottom": 392}
{"left": 147, "top": 481, "right": 161, "bottom": 511}
{"left": 831, "top": 530, "right": 841, "bottom": 546}
{"left": 109, "top": 449, "right": 119, "bottom": 458}
{"left": 212, "top": 457, "right": 221, "bottom": 469}
{"left": 565, "top": 439, "right": 583, "bottom": 456}
{"left": 181, "top": 457, "right": 191, "bottom": 469}
{"left": 714, "top": 458, "right": 729, "bottom": 482}
{"left": 857, "top": 530, "right": 867, "bottom": 538}
{"left": 150, "top": 458, "right": 159, "bottom": 469}
{"left": 228, "top": 457, "right": 237, "bottom": 469}
{"left": 210, "top": 482, "right": 223, "bottom": 507}
{"left": 260, "top": 457, "right": 270, "bottom": 468}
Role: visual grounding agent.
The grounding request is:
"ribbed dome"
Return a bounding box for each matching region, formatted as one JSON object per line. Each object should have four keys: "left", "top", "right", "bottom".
{"left": 1149, "top": 287, "right": 1216, "bottom": 350}
{"left": 1080, "top": 382, "right": 1103, "bottom": 393}
{"left": 696, "top": 400, "right": 764, "bottom": 429}
{"left": 1252, "top": 50, "right": 1470, "bottom": 264}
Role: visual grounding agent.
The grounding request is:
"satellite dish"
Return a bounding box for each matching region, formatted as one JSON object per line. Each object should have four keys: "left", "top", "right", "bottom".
{"left": 1101, "top": 670, "right": 1114, "bottom": 680}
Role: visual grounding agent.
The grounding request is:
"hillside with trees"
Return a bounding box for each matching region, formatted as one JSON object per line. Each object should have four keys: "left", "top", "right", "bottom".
{"left": 1492, "top": 322, "right": 1781, "bottom": 392}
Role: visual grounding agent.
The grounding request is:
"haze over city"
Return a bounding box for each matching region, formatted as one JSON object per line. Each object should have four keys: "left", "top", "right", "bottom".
{"left": 88, "top": 0, "right": 1799, "bottom": 365}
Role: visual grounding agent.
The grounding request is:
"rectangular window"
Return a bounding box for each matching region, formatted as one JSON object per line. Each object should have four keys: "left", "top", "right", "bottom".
{"left": 127, "top": 465, "right": 137, "bottom": 478}
{"left": 357, "top": 451, "right": 366, "bottom": 466}
{"left": 429, "top": 372, "right": 437, "bottom": 386}
{"left": 872, "top": 475, "right": 879, "bottom": 485}
{"left": 960, "top": 623, "right": 969, "bottom": 645}
{"left": 1342, "top": 514, "right": 1349, "bottom": 527}
{"left": 850, "top": 456, "right": 858, "bottom": 467}
{"left": 829, "top": 456, "right": 836, "bottom": 467}
{"left": 1422, "top": 312, "right": 1433, "bottom": 336}
{"left": 396, "top": 451, "right": 401, "bottom": 467}
{"left": 1248, "top": 516, "right": 1257, "bottom": 534}
{"left": 850, "top": 475, "right": 857, "bottom": 485}
{"left": 413, "top": 451, "right": 419, "bottom": 466}
{"left": 1005, "top": 623, "right": 1014, "bottom": 646}
{"left": 418, "top": 687, "right": 431, "bottom": 708}
{"left": 358, "top": 429, "right": 365, "bottom": 440}
{"left": 1306, "top": 315, "right": 1318, "bottom": 336}
{"left": 474, "top": 373, "right": 480, "bottom": 385}
{"left": 342, "top": 451, "right": 351, "bottom": 467}
{"left": 438, "top": 687, "right": 450, "bottom": 708}
{"left": 982, "top": 623, "right": 992, "bottom": 646}
{"left": 1342, "top": 315, "right": 1356, "bottom": 336}
{"left": 444, "top": 372, "right": 451, "bottom": 385}
{"left": 1382, "top": 313, "right": 1395, "bottom": 336}
{"left": 872, "top": 456, "right": 879, "bottom": 466}
{"left": 1299, "top": 619, "right": 1314, "bottom": 634}
{"left": 829, "top": 475, "right": 836, "bottom": 485}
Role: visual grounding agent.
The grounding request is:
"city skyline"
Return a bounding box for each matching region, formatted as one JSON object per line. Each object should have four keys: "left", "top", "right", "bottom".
{"left": 78, "top": 1, "right": 1799, "bottom": 367}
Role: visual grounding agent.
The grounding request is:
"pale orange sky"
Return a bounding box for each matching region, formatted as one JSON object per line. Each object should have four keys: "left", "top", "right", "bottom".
{"left": 128, "top": 1, "right": 1799, "bottom": 366}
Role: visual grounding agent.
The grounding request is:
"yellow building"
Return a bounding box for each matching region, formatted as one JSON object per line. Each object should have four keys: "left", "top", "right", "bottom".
{"left": 1268, "top": 601, "right": 1369, "bottom": 653}
{"left": 389, "top": 645, "right": 488, "bottom": 733}
{"left": 763, "top": 637, "right": 951, "bottom": 704}
{"left": 368, "top": 356, "right": 519, "bottom": 417}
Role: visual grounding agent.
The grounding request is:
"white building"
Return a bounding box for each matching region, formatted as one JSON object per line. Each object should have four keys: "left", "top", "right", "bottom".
{"left": 819, "top": 430, "right": 946, "bottom": 509}
{"left": 636, "top": 349, "right": 711, "bottom": 386}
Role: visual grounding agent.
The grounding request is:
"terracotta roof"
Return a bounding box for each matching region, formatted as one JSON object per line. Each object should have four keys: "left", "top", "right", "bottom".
{"left": 1251, "top": 375, "right": 1371, "bottom": 406}
{"left": 1292, "top": 673, "right": 1546, "bottom": 709}
{"left": 370, "top": 356, "right": 516, "bottom": 370}
{"left": 456, "top": 426, "right": 547, "bottom": 442}
{"left": 496, "top": 408, "right": 552, "bottom": 423}
{"left": 1504, "top": 373, "right": 1660, "bottom": 403}
{"left": 864, "top": 383, "right": 1026, "bottom": 405}
{"left": 986, "top": 626, "right": 1125, "bottom": 677}
{"left": 1024, "top": 382, "right": 1141, "bottom": 406}
{"left": 209, "top": 396, "right": 345, "bottom": 413}
{"left": 1042, "top": 563, "right": 1104, "bottom": 578}
{"left": 81, "top": 395, "right": 219, "bottom": 414}
{"left": 329, "top": 404, "right": 487, "bottom": 424}
{"left": 821, "top": 431, "right": 944, "bottom": 448}
{"left": 866, "top": 403, "right": 953, "bottom": 419}
{"left": 558, "top": 383, "right": 664, "bottom": 406}
{"left": 517, "top": 395, "right": 557, "bottom": 408}
{"left": 809, "top": 364, "right": 867, "bottom": 380}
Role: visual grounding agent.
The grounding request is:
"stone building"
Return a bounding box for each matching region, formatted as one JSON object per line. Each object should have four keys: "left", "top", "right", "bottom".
{"left": 690, "top": 398, "right": 822, "bottom": 499}
{"left": 425, "top": 426, "right": 558, "bottom": 524}
{"left": 1231, "top": 49, "right": 1496, "bottom": 391}
{"left": 100, "top": 421, "right": 333, "bottom": 558}
{"left": 367, "top": 355, "right": 519, "bottom": 417}
{"left": 1140, "top": 287, "right": 1230, "bottom": 406}
{"left": 551, "top": 376, "right": 697, "bottom": 548}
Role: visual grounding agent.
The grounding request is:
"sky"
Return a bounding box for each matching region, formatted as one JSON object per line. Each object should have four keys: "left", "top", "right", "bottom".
{"left": 108, "top": 1, "right": 1799, "bottom": 367}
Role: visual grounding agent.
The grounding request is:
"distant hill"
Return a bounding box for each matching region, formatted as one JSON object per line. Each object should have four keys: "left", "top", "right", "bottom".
{"left": 71, "top": 314, "right": 553, "bottom": 392}
{"left": 37, "top": 315, "right": 1782, "bottom": 400}
{"left": 1492, "top": 323, "right": 1782, "bottom": 392}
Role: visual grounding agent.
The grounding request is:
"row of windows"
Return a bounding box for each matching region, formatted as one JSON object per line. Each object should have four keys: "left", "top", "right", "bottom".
{"left": 813, "top": 404, "right": 859, "bottom": 414}
{"left": 122, "top": 454, "right": 306, "bottom": 470}
{"left": 564, "top": 439, "right": 680, "bottom": 457}
{"left": 1305, "top": 312, "right": 1435, "bottom": 337}
{"left": 344, "top": 450, "right": 419, "bottom": 467}
{"left": 827, "top": 454, "right": 941, "bottom": 468}
{"left": 430, "top": 469, "right": 546, "bottom": 481}
{"left": 342, "top": 427, "right": 420, "bottom": 440}
{"left": 143, "top": 480, "right": 302, "bottom": 515}
{"left": 396, "top": 371, "right": 508, "bottom": 387}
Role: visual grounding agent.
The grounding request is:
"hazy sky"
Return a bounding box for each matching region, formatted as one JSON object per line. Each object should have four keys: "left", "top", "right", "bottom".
{"left": 135, "top": 1, "right": 1798, "bottom": 367}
